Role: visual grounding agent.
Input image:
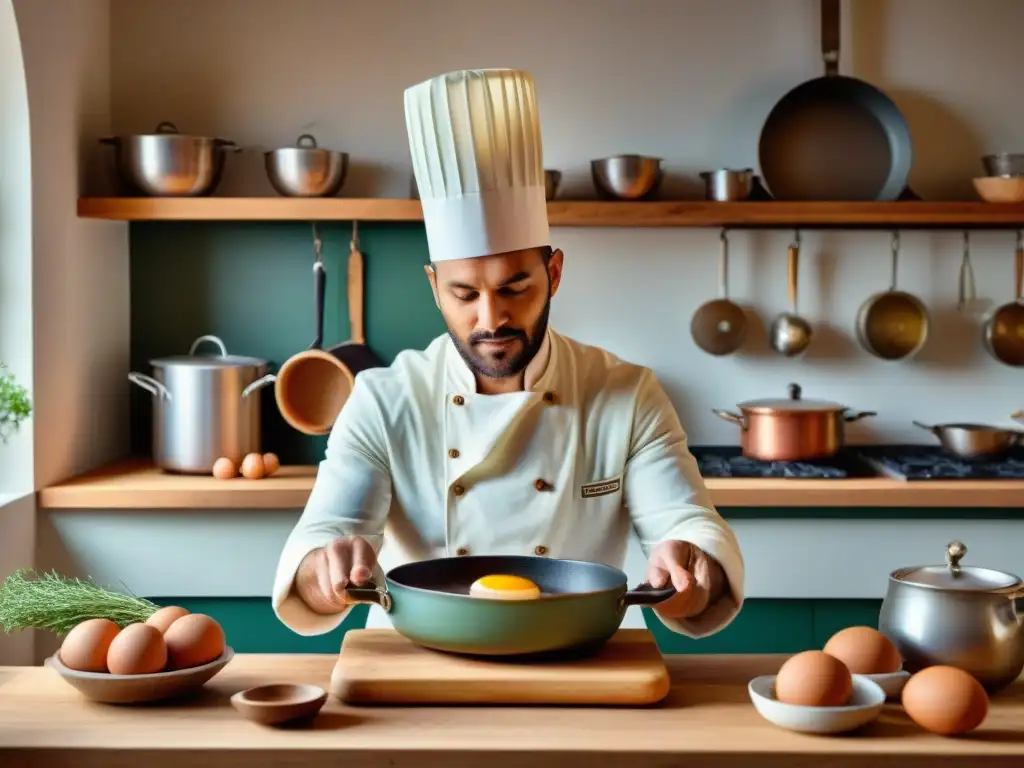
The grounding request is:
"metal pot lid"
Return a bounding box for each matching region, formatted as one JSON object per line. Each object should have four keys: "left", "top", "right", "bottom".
{"left": 737, "top": 382, "right": 849, "bottom": 413}
{"left": 150, "top": 335, "right": 267, "bottom": 369}
{"left": 892, "top": 540, "right": 1022, "bottom": 592}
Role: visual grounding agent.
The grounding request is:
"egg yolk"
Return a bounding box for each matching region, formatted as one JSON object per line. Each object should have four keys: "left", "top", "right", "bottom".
{"left": 468, "top": 574, "right": 541, "bottom": 600}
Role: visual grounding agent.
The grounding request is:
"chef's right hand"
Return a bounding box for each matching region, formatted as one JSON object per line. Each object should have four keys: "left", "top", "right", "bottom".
{"left": 297, "top": 535, "right": 377, "bottom": 613}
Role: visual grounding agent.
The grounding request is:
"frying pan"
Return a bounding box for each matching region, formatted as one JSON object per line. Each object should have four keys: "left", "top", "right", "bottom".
{"left": 912, "top": 420, "right": 1024, "bottom": 460}
{"left": 690, "top": 228, "right": 747, "bottom": 356}
{"left": 758, "top": 0, "right": 913, "bottom": 201}
{"left": 855, "top": 231, "right": 929, "bottom": 360}
{"left": 982, "top": 230, "right": 1024, "bottom": 367}
{"left": 344, "top": 555, "right": 676, "bottom": 657}
{"left": 255, "top": 223, "right": 386, "bottom": 435}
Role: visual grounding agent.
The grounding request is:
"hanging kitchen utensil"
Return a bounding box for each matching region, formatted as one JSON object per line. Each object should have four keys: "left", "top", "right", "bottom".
{"left": 251, "top": 222, "right": 385, "bottom": 436}
{"left": 855, "top": 230, "right": 929, "bottom": 360}
{"left": 342, "top": 554, "right": 675, "bottom": 657}
{"left": 982, "top": 229, "right": 1024, "bottom": 367}
{"left": 770, "top": 230, "right": 813, "bottom": 356}
{"left": 690, "top": 228, "right": 748, "bottom": 356}
{"left": 757, "top": 0, "right": 913, "bottom": 201}
{"left": 958, "top": 231, "right": 976, "bottom": 312}
{"left": 911, "top": 420, "right": 1024, "bottom": 460}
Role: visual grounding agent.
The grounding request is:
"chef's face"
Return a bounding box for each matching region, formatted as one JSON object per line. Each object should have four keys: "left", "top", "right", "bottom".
{"left": 426, "top": 247, "right": 563, "bottom": 384}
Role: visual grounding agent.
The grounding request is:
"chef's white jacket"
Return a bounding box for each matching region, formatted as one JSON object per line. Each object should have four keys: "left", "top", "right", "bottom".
{"left": 272, "top": 328, "right": 745, "bottom": 639}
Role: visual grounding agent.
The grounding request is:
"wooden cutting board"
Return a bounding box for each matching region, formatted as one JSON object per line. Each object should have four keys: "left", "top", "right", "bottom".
{"left": 330, "top": 628, "right": 671, "bottom": 706}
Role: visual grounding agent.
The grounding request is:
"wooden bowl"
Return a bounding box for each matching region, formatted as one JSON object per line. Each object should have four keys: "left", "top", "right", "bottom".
{"left": 973, "top": 176, "right": 1024, "bottom": 203}
{"left": 45, "top": 647, "right": 234, "bottom": 704}
{"left": 231, "top": 683, "right": 328, "bottom": 726}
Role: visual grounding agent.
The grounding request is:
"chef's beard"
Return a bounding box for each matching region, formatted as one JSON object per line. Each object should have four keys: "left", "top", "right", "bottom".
{"left": 447, "top": 295, "right": 551, "bottom": 381}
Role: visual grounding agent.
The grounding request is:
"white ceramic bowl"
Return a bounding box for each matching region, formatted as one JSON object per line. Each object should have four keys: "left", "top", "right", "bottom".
{"left": 748, "top": 674, "right": 886, "bottom": 734}
{"left": 862, "top": 669, "right": 910, "bottom": 700}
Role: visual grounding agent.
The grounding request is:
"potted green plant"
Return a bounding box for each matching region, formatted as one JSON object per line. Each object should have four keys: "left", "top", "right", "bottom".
{"left": 0, "top": 363, "right": 31, "bottom": 444}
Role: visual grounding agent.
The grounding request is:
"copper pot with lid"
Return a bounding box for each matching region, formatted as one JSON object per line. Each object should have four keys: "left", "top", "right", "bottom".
{"left": 712, "top": 383, "right": 877, "bottom": 461}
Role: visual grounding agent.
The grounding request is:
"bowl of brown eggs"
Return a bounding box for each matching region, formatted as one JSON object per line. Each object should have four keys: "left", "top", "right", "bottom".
{"left": 46, "top": 606, "right": 233, "bottom": 704}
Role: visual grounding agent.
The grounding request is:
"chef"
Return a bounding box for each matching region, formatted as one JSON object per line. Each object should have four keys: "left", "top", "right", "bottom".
{"left": 272, "top": 68, "right": 745, "bottom": 640}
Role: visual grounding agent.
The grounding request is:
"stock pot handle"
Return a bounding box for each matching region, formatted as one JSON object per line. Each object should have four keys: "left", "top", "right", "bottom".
{"left": 844, "top": 410, "right": 878, "bottom": 423}
{"left": 712, "top": 409, "right": 747, "bottom": 430}
{"left": 241, "top": 374, "right": 277, "bottom": 400}
{"left": 127, "top": 372, "right": 171, "bottom": 401}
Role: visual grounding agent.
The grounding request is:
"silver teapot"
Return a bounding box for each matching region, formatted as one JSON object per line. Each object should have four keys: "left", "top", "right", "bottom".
{"left": 878, "top": 540, "right": 1023, "bottom": 692}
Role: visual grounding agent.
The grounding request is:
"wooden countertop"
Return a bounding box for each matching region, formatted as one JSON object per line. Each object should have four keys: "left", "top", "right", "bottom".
{"left": 1, "top": 653, "right": 1021, "bottom": 767}
{"left": 36, "top": 459, "right": 1024, "bottom": 510}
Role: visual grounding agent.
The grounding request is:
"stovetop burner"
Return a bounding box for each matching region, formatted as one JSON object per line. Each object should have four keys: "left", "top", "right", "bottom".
{"left": 690, "top": 446, "right": 877, "bottom": 479}
{"left": 855, "top": 445, "right": 1024, "bottom": 480}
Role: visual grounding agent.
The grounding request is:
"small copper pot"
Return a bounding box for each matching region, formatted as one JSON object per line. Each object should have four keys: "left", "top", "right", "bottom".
{"left": 712, "top": 383, "right": 877, "bottom": 461}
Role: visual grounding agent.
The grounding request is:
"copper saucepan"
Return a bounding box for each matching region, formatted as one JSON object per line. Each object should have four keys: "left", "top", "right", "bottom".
{"left": 712, "top": 383, "right": 877, "bottom": 461}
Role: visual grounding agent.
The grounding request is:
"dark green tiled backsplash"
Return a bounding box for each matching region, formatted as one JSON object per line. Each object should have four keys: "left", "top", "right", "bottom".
{"left": 129, "top": 221, "right": 442, "bottom": 465}
{"left": 148, "top": 598, "right": 883, "bottom": 655}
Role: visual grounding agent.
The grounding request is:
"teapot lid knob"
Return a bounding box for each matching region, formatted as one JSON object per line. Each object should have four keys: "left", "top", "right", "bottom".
{"left": 946, "top": 540, "right": 967, "bottom": 572}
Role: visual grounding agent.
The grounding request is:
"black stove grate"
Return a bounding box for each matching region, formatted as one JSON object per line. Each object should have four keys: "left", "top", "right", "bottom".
{"left": 855, "top": 445, "right": 1024, "bottom": 480}
{"left": 690, "top": 446, "right": 877, "bottom": 480}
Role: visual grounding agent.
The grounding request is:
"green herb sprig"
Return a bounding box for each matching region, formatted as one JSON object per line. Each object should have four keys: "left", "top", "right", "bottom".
{"left": 0, "top": 569, "right": 159, "bottom": 635}
{"left": 0, "top": 363, "right": 31, "bottom": 444}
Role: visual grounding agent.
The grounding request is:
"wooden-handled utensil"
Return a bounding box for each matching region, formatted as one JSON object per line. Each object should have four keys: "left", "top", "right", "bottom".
{"left": 770, "top": 230, "right": 813, "bottom": 356}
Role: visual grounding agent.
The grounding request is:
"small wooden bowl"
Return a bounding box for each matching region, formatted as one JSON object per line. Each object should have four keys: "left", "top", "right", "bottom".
{"left": 45, "top": 647, "right": 234, "bottom": 704}
{"left": 973, "top": 176, "right": 1024, "bottom": 203}
{"left": 231, "top": 683, "right": 328, "bottom": 726}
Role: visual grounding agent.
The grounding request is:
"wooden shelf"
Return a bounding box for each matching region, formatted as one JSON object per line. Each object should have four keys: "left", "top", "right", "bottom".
{"left": 36, "top": 459, "right": 1024, "bottom": 510}
{"left": 77, "top": 197, "right": 1024, "bottom": 228}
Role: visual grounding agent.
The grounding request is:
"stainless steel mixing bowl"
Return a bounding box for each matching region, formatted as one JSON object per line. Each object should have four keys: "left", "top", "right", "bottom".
{"left": 99, "top": 121, "right": 239, "bottom": 197}
{"left": 591, "top": 155, "right": 662, "bottom": 199}
{"left": 265, "top": 134, "right": 349, "bottom": 197}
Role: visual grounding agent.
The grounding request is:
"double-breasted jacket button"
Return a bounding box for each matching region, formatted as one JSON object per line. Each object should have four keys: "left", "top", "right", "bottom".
{"left": 452, "top": 395, "right": 465, "bottom": 406}
{"left": 456, "top": 547, "right": 470, "bottom": 556}
{"left": 534, "top": 478, "right": 552, "bottom": 492}
{"left": 452, "top": 483, "right": 466, "bottom": 496}
{"left": 542, "top": 391, "right": 556, "bottom": 404}
{"left": 448, "top": 448, "right": 460, "bottom": 459}
{"left": 534, "top": 545, "right": 549, "bottom": 556}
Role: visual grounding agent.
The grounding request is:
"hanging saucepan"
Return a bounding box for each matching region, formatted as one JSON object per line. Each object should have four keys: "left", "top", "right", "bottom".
{"left": 343, "top": 555, "right": 675, "bottom": 657}
{"left": 911, "top": 420, "right": 1024, "bottom": 460}
{"left": 690, "top": 228, "right": 747, "bottom": 356}
{"left": 757, "top": 0, "right": 912, "bottom": 201}
{"left": 982, "top": 230, "right": 1024, "bottom": 367}
{"left": 855, "top": 231, "right": 929, "bottom": 360}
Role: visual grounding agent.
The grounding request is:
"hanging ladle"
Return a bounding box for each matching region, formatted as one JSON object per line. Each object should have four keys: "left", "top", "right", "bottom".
{"left": 770, "top": 229, "right": 812, "bottom": 357}
{"left": 690, "top": 228, "right": 748, "bottom": 356}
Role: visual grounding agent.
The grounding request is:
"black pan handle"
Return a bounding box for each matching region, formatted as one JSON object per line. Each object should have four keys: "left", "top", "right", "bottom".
{"left": 310, "top": 260, "right": 326, "bottom": 351}
{"left": 343, "top": 579, "right": 393, "bottom": 612}
{"left": 622, "top": 582, "right": 676, "bottom": 607}
{"left": 821, "top": 0, "right": 840, "bottom": 77}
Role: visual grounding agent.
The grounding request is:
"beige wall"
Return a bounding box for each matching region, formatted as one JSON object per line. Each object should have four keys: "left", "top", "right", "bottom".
{"left": 0, "top": 0, "right": 130, "bottom": 665}
{"left": 107, "top": 0, "right": 1024, "bottom": 444}
{"left": 17, "top": 0, "right": 130, "bottom": 489}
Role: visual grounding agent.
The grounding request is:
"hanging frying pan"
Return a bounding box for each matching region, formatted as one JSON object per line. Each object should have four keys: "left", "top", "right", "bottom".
{"left": 757, "top": 0, "right": 913, "bottom": 201}
{"left": 255, "top": 222, "right": 386, "bottom": 436}
{"left": 982, "top": 230, "right": 1024, "bottom": 367}
{"left": 690, "top": 228, "right": 747, "bottom": 356}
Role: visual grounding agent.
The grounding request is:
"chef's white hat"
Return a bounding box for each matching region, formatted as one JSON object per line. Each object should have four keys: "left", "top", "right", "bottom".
{"left": 404, "top": 69, "right": 550, "bottom": 263}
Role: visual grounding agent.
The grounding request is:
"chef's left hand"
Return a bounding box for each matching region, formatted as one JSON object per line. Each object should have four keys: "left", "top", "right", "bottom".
{"left": 646, "top": 540, "right": 727, "bottom": 620}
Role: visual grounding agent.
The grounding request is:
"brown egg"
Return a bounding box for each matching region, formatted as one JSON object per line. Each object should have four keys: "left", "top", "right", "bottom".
{"left": 212, "top": 457, "right": 237, "bottom": 479}
{"left": 262, "top": 452, "right": 280, "bottom": 476}
{"left": 145, "top": 605, "right": 191, "bottom": 634}
{"left": 240, "top": 453, "right": 265, "bottom": 479}
{"left": 59, "top": 618, "right": 121, "bottom": 672}
{"left": 823, "top": 626, "right": 902, "bottom": 674}
{"left": 106, "top": 623, "right": 167, "bottom": 675}
{"left": 775, "top": 650, "right": 853, "bottom": 707}
{"left": 902, "top": 666, "right": 989, "bottom": 735}
{"left": 163, "top": 613, "right": 226, "bottom": 670}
